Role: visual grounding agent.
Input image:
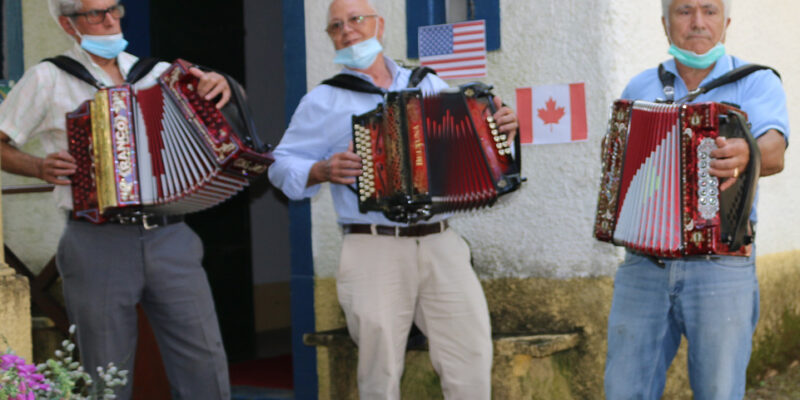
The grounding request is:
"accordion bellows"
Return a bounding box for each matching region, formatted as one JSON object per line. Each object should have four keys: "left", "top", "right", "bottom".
{"left": 351, "top": 82, "right": 523, "bottom": 223}
{"left": 594, "top": 100, "right": 760, "bottom": 257}
{"left": 67, "top": 59, "right": 273, "bottom": 223}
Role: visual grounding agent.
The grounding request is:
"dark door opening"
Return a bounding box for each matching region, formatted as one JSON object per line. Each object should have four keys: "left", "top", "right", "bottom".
{"left": 127, "top": 0, "right": 293, "bottom": 396}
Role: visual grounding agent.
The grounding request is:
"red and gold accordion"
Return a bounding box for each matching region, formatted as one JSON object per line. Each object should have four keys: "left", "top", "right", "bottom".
{"left": 594, "top": 100, "right": 760, "bottom": 257}
{"left": 66, "top": 59, "right": 273, "bottom": 223}
{"left": 351, "top": 82, "right": 523, "bottom": 223}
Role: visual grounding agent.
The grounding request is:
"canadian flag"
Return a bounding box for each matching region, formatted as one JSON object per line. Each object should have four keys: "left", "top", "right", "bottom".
{"left": 516, "top": 83, "right": 588, "bottom": 145}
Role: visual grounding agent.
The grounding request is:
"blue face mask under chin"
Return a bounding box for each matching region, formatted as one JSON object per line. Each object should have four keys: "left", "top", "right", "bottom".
{"left": 80, "top": 33, "right": 129, "bottom": 59}
{"left": 668, "top": 42, "right": 726, "bottom": 70}
{"left": 333, "top": 27, "right": 383, "bottom": 70}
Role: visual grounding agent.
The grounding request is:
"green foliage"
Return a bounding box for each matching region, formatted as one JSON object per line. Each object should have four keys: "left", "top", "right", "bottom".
{"left": 0, "top": 326, "right": 128, "bottom": 399}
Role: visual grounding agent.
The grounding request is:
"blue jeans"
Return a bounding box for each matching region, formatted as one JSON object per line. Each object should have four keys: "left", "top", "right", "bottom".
{"left": 604, "top": 250, "right": 759, "bottom": 400}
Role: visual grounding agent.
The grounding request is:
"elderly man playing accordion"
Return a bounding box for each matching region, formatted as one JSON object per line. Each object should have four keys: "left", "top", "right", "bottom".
{"left": 269, "top": 0, "right": 519, "bottom": 398}
{"left": 0, "top": 0, "right": 232, "bottom": 398}
{"left": 603, "top": 0, "right": 789, "bottom": 399}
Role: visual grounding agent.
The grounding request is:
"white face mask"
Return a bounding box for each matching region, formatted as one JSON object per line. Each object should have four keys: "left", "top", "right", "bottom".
{"left": 69, "top": 19, "right": 128, "bottom": 59}
{"left": 332, "top": 24, "right": 383, "bottom": 70}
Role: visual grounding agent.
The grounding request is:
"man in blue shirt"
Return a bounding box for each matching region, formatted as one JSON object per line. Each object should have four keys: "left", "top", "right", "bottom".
{"left": 604, "top": 1, "right": 789, "bottom": 399}
{"left": 269, "top": 1, "right": 518, "bottom": 398}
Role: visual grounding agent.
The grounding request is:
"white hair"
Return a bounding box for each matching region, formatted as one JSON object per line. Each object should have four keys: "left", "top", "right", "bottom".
{"left": 48, "top": 0, "right": 83, "bottom": 21}
{"left": 662, "top": 0, "right": 731, "bottom": 23}
{"left": 327, "top": 0, "right": 380, "bottom": 21}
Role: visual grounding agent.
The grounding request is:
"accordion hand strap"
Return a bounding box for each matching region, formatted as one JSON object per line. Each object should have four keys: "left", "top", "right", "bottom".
{"left": 193, "top": 63, "right": 269, "bottom": 153}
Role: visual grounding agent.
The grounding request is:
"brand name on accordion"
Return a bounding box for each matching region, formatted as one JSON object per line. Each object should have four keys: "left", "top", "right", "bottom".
{"left": 111, "top": 91, "right": 136, "bottom": 202}
{"left": 412, "top": 124, "right": 424, "bottom": 167}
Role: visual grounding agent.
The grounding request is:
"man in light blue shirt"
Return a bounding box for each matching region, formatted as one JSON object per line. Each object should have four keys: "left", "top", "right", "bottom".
{"left": 269, "top": 1, "right": 518, "bottom": 398}
{"left": 604, "top": 1, "right": 789, "bottom": 399}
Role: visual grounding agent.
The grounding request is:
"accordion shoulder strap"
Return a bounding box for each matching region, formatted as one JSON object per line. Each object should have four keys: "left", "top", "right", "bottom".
{"left": 658, "top": 60, "right": 781, "bottom": 103}
{"left": 657, "top": 64, "right": 676, "bottom": 102}
{"left": 321, "top": 66, "right": 438, "bottom": 94}
{"left": 42, "top": 55, "right": 163, "bottom": 88}
{"left": 321, "top": 73, "right": 384, "bottom": 94}
{"left": 42, "top": 55, "right": 105, "bottom": 89}
{"left": 125, "top": 57, "right": 161, "bottom": 84}
{"left": 407, "top": 66, "right": 437, "bottom": 88}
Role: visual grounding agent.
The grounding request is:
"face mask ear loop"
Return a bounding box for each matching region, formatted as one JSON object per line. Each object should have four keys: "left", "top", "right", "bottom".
{"left": 373, "top": 19, "right": 381, "bottom": 44}
{"left": 67, "top": 17, "right": 83, "bottom": 41}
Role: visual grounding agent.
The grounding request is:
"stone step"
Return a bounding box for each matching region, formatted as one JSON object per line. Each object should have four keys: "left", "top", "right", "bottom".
{"left": 304, "top": 328, "right": 580, "bottom": 358}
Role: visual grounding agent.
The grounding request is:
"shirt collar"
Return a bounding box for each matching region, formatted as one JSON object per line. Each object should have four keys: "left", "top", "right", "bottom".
{"left": 664, "top": 54, "right": 734, "bottom": 88}
{"left": 64, "top": 41, "right": 138, "bottom": 86}
{"left": 339, "top": 56, "right": 403, "bottom": 90}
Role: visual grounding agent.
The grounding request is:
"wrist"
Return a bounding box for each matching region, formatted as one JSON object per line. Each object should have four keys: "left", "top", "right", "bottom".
{"left": 34, "top": 158, "right": 46, "bottom": 180}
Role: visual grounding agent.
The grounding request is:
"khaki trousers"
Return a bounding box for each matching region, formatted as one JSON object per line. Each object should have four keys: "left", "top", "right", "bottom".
{"left": 337, "top": 228, "right": 492, "bottom": 400}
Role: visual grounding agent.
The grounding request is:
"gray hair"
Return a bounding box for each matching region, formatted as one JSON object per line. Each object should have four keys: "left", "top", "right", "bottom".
{"left": 662, "top": 0, "right": 731, "bottom": 23}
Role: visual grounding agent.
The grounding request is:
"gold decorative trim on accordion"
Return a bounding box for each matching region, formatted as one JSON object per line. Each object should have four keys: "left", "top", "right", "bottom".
{"left": 594, "top": 100, "right": 760, "bottom": 258}
{"left": 67, "top": 59, "right": 273, "bottom": 224}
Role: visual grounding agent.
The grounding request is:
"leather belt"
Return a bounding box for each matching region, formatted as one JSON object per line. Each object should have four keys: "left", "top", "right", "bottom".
{"left": 67, "top": 211, "right": 184, "bottom": 230}
{"left": 342, "top": 221, "right": 448, "bottom": 237}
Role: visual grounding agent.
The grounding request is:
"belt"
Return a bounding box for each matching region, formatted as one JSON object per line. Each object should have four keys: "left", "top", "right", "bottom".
{"left": 67, "top": 211, "right": 184, "bottom": 230}
{"left": 342, "top": 221, "right": 448, "bottom": 237}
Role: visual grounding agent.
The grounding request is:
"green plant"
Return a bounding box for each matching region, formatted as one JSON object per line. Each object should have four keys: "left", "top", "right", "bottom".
{"left": 1, "top": 326, "right": 128, "bottom": 400}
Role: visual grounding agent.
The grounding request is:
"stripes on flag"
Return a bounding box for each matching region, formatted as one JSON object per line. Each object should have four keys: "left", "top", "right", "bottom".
{"left": 418, "top": 20, "right": 487, "bottom": 80}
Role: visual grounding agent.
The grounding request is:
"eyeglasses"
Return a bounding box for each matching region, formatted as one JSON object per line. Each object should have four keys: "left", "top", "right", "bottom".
{"left": 326, "top": 14, "right": 378, "bottom": 36}
{"left": 68, "top": 4, "right": 126, "bottom": 25}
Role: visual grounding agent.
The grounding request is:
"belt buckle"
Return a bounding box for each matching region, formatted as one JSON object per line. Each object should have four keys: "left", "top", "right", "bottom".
{"left": 142, "top": 214, "right": 161, "bottom": 230}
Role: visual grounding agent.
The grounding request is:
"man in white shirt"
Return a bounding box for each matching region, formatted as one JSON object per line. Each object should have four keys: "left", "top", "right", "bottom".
{"left": 0, "top": 1, "right": 231, "bottom": 398}
{"left": 269, "top": 1, "right": 519, "bottom": 398}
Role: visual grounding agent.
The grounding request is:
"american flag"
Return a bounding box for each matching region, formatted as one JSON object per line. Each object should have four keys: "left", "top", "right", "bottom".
{"left": 418, "top": 20, "right": 487, "bottom": 80}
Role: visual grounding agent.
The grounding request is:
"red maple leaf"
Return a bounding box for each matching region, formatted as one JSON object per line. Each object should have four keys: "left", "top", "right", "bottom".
{"left": 537, "top": 97, "right": 565, "bottom": 130}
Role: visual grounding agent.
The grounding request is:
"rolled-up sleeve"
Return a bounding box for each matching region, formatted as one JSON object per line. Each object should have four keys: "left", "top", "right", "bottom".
{"left": 740, "top": 70, "right": 790, "bottom": 144}
{"left": 268, "top": 87, "right": 337, "bottom": 200}
{"left": 0, "top": 64, "right": 54, "bottom": 146}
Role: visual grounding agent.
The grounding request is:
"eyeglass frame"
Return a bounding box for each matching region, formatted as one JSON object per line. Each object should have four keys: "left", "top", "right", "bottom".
{"left": 325, "top": 14, "right": 378, "bottom": 36}
{"left": 66, "top": 4, "right": 126, "bottom": 25}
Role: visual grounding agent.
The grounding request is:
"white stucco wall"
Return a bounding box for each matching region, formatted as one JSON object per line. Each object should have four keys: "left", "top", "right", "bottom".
{"left": 305, "top": 0, "right": 799, "bottom": 279}
{"left": 1, "top": 0, "right": 72, "bottom": 273}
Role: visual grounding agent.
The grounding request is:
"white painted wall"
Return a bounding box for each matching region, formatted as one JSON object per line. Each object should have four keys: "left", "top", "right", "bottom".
{"left": 303, "top": 0, "right": 799, "bottom": 279}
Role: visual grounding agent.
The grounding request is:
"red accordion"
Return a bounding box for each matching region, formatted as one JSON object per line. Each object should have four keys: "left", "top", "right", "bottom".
{"left": 351, "top": 82, "right": 523, "bottom": 223}
{"left": 594, "top": 100, "right": 760, "bottom": 257}
{"left": 66, "top": 59, "right": 273, "bottom": 223}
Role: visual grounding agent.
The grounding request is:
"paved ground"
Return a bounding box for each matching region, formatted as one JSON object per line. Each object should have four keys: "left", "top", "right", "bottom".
{"left": 745, "top": 360, "right": 800, "bottom": 400}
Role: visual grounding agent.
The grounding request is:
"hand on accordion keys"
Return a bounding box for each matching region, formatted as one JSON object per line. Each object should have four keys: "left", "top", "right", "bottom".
{"left": 709, "top": 136, "right": 750, "bottom": 192}
{"left": 308, "top": 142, "right": 363, "bottom": 186}
{"left": 39, "top": 150, "right": 76, "bottom": 186}
{"left": 492, "top": 96, "right": 519, "bottom": 144}
{"left": 188, "top": 67, "right": 231, "bottom": 110}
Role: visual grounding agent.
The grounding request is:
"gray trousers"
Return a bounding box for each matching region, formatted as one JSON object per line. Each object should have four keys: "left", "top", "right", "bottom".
{"left": 56, "top": 220, "right": 230, "bottom": 399}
